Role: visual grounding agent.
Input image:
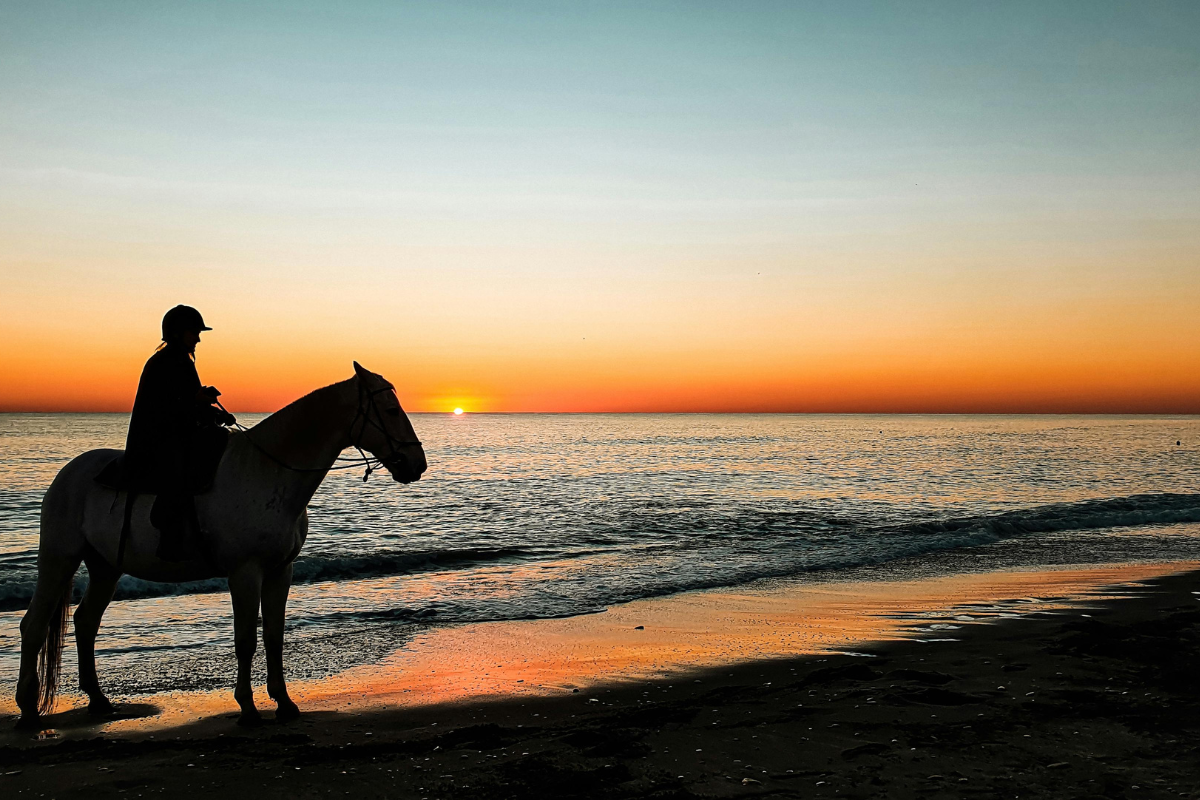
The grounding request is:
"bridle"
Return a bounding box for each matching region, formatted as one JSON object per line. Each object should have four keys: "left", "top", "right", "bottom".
{"left": 346, "top": 382, "right": 424, "bottom": 481}
{"left": 221, "top": 381, "right": 422, "bottom": 482}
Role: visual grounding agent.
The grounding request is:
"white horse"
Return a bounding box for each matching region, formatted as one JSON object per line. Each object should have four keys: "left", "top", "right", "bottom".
{"left": 15, "top": 362, "right": 427, "bottom": 729}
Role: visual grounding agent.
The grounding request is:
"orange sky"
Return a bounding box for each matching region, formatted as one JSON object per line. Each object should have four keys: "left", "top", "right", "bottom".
{"left": 1, "top": 3, "right": 1198, "bottom": 414}
{"left": 2, "top": 244, "right": 1197, "bottom": 413}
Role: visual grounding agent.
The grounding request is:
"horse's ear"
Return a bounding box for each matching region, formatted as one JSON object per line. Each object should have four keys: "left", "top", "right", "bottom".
{"left": 353, "top": 361, "right": 370, "bottom": 379}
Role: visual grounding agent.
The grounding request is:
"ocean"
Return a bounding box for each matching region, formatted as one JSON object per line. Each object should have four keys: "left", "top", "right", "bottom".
{"left": 2, "top": 413, "right": 1199, "bottom": 697}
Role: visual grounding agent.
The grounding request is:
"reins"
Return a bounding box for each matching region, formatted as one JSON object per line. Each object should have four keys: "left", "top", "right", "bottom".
{"left": 217, "top": 382, "right": 421, "bottom": 482}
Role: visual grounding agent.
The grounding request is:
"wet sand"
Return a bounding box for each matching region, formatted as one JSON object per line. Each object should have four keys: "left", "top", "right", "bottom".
{"left": 3, "top": 562, "right": 1200, "bottom": 798}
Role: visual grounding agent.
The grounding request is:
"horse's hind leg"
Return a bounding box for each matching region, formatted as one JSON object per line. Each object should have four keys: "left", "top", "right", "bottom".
{"left": 15, "top": 553, "right": 80, "bottom": 726}
{"left": 75, "top": 556, "right": 121, "bottom": 716}
{"left": 228, "top": 564, "right": 264, "bottom": 727}
{"left": 262, "top": 562, "right": 298, "bottom": 722}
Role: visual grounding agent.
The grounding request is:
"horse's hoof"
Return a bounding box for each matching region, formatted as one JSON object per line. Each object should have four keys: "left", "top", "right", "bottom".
{"left": 88, "top": 698, "right": 116, "bottom": 717}
{"left": 275, "top": 701, "right": 300, "bottom": 723}
{"left": 237, "top": 711, "right": 264, "bottom": 728}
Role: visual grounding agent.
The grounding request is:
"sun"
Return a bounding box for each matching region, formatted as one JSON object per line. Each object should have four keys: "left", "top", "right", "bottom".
{"left": 453, "top": 407, "right": 464, "bottom": 415}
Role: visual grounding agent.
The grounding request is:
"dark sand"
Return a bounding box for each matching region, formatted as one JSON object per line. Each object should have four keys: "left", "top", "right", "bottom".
{"left": 3, "top": 568, "right": 1200, "bottom": 799}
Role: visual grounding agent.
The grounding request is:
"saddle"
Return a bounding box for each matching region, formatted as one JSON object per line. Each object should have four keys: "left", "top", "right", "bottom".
{"left": 95, "top": 424, "right": 229, "bottom": 494}
{"left": 95, "top": 427, "right": 229, "bottom": 564}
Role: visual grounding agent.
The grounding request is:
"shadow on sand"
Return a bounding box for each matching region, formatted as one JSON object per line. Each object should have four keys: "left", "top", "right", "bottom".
{"left": 4, "top": 702, "right": 161, "bottom": 737}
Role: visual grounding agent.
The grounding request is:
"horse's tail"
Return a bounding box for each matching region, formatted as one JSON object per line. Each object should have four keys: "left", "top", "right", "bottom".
{"left": 37, "top": 584, "right": 71, "bottom": 716}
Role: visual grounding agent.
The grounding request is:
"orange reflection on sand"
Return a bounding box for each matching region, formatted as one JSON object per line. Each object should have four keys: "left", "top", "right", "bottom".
{"left": 293, "top": 562, "right": 1196, "bottom": 711}
{"left": 48, "top": 561, "right": 1195, "bottom": 738}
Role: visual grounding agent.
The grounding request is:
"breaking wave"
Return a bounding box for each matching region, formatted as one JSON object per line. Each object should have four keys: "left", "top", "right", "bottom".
{"left": 2, "top": 492, "right": 1198, "bottom": 614}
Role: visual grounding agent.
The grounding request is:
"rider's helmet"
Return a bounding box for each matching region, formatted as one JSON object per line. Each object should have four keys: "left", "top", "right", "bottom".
{"left": 161, "top": 305, "right": 212, "bottom": 342}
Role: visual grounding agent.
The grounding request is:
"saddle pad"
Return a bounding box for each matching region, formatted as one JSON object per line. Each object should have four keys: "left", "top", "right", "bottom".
{"left": 94, "top": 455, "right": 128, "bottom": 491}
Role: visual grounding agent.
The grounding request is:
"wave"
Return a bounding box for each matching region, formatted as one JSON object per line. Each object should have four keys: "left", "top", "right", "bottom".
{"left": 0, "top": 546, "right": 531, "bottom": 612}
{"left": 290, "top": 545, "right": 527, "bottom": 583}
{"left": 1, "top": 492, "right": 1198, "bottom": 614}
{"left": 879, "top": 492, "right": 1200, "bottom": 541}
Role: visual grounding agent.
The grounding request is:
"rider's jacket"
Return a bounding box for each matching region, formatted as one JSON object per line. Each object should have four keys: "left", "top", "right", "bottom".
{"left": 124, "top": 345, "right": 226, "bottom": 493}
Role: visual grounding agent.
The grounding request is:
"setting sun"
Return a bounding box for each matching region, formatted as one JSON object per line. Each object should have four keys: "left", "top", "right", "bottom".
{"left": 453, "top": 408, "right": 464, "bottom": 416}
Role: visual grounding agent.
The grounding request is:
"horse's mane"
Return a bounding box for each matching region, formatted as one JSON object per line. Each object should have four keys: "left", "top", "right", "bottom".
{"left": 249, "top": 377, "right": 355, "bottom": 435}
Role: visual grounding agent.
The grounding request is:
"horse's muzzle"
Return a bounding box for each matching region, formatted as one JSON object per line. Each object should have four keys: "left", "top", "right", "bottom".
{"left": 383, "top": 447, "right": 427, "bottom": 484}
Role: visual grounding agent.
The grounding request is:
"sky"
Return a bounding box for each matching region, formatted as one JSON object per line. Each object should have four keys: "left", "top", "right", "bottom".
{"left": 1, "top": 1, "right": 1198, "bottom": 413}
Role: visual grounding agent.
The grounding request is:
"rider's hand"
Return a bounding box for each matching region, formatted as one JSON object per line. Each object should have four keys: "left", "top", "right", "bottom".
{"left": 198, "top": 385, "right": 221, "bottom": 401}
{"left": 219, "top": 410, "right": 237, "bottom": 427}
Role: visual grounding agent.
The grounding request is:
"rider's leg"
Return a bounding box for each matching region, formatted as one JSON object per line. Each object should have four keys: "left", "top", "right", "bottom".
{"left": 151, "top": 493, "right": 196, "bottom": 562}
{"left": 261, "top": 562, "right": 298, "bottom": 721}
{"left": 228, "top": 563, "right": 263, "bottom": 726}
{"left": 75, "top": 555, "right": 122, "bottom": 715}
{"left": 150, "top": 456, "right": 196, "bottom": 562}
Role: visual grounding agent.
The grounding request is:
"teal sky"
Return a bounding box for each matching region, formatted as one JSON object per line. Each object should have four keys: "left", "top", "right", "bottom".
{"left": 5, "top": 2, "right": 1198, "bottom": 237}
{"left": 2, "top": 2, "right": 1199, "bottom": 412}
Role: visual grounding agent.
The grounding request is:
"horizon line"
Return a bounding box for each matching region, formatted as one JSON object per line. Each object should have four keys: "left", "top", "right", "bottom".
{"left": 2, "top": 409, "right": 1198, "bottom": 417}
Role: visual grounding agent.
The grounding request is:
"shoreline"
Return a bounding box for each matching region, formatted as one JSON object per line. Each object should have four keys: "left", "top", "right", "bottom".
{"left": 4, "top": 561, "right": 1200, "bottom": 797}
{"left": 1, "top": 561, "right": 1192, "bottom": 731}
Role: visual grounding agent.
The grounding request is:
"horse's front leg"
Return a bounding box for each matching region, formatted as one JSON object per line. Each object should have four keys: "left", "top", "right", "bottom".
{"left": 228, "top": 564, "right": 263, "bottom": 727}
{"left": 262, "top": 562, "right": 298, "bottom": 722}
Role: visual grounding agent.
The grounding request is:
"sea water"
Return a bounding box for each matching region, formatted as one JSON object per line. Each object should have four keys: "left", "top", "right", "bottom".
{"left": 1, "top": 413, "right": 1199, "bottom": 696}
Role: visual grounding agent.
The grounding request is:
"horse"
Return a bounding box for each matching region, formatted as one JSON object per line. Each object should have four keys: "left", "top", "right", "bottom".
{"left": 14, "top": 362, "right": 427, "bottom": 729}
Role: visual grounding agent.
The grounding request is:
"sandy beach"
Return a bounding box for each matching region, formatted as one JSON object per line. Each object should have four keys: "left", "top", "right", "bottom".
{"left": 4, "top": 562, "right": 1200, "bottom": 798}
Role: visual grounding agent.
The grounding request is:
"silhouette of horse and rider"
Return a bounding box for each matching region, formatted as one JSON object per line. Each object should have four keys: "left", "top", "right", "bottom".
{"left": 15, "top": 306, "right": 427, "bottom": 729}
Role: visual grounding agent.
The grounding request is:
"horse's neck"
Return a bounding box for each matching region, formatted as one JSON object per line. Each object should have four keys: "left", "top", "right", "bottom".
{"left": 237, "top": 378, "right": 358, "bottom": 506}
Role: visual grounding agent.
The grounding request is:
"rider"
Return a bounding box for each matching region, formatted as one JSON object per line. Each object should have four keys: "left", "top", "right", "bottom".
{"left": 125, "top": 305, "right": 236, "bottom": 558}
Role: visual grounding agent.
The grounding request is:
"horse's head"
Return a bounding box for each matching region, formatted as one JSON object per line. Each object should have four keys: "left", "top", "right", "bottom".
{"left": 351, "top": 362, "right": 427, "bottom": 484}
